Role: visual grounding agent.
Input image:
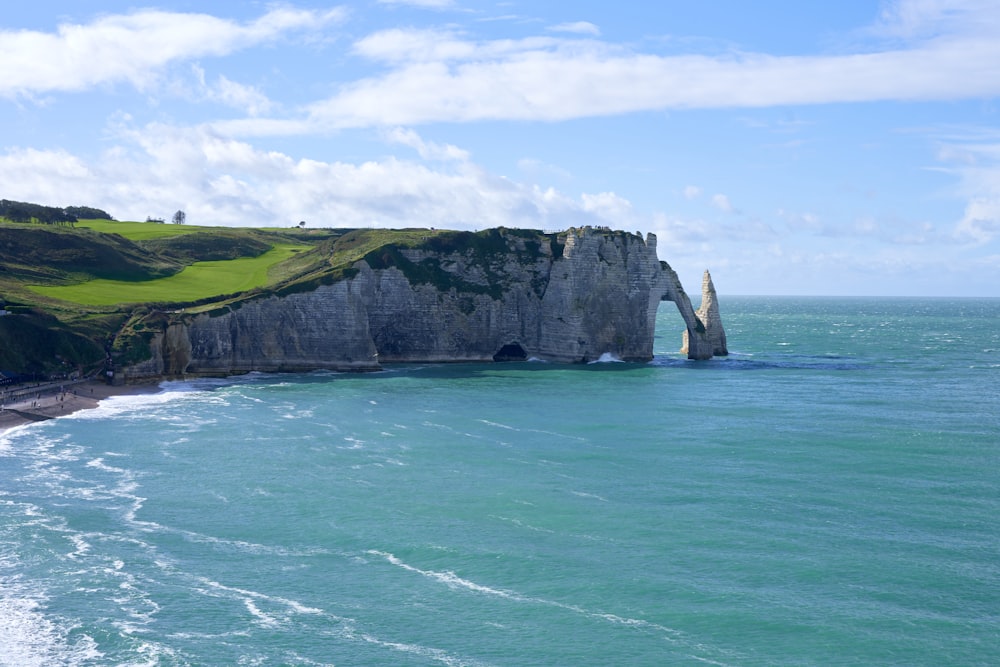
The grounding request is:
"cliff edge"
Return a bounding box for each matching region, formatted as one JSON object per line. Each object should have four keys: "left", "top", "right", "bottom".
{"left": 121, "top": 227, "right": 727, "bottom": 381}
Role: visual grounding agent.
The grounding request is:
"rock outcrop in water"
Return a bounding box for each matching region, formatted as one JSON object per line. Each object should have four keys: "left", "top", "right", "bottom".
{"left": 122, "top": 227, "right": 727, "bottom": 381}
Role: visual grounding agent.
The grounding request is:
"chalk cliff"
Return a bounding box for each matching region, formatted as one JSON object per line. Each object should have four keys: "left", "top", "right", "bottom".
{"left": 122, "top": 227, "right": 726, "bottom": 381}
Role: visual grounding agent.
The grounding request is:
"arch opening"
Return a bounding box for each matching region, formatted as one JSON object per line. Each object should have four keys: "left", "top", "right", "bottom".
{"left": 655, "top": 298, "right": 691, "bottom": 358}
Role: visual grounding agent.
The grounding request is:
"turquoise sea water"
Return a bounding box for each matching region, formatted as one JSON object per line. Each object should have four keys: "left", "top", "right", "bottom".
{"left": 1, "top": 297, "right": 998, "bottom": 666}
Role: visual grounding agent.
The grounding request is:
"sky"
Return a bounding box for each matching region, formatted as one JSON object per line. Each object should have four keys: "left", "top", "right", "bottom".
{"left": 2, "top": 1, "right": 1000, "bottom": 296}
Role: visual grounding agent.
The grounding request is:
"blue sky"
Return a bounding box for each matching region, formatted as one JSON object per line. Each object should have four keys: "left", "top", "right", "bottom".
{"left": 2, "top": 1, "right": 1000, "bottom": 296}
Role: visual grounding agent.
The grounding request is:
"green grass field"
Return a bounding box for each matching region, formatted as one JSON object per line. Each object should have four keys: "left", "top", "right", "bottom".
{"left": 30, "top": 244, "right": 307, "bottom": 305}
{"left": 75, "top": 219, "right": 218, "bottom": 241}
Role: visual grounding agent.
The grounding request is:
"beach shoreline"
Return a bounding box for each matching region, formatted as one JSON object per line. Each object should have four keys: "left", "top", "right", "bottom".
{"left": 0, "top": 380, "right": 162, "bottom": 436}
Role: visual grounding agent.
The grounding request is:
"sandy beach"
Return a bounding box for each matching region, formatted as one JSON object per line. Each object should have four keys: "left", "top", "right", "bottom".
{"left": 0, "top": 380, "right": 162, "bottom": 435}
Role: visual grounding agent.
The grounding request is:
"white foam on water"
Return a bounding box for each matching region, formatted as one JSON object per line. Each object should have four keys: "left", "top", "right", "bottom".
{"left": 244, "top": 599, "right": 282, "bottom": 628}
{"left": 588, "top": 352, "right": 624, "bottom": 363}
{"left": 194, "top": 575, "right": 325, "bottom": 616}
{"left": 365, "top": 550, "right": 696, "bottom": 647}
{"left": 86, "top": 456, "right": 129, "bottom": 475}
{"left": 489, "top": 515, "right": 555, "bottom": 534}
{"left": 0, "top": 421, "right": 36, "bottom": 454}
{"left": 0, "top": 571, "right": 103, "bottom": 667}
{"left": 67, "top": 533, "right": 92, "bottom": 559}
{"left": 366, "top": 550, "right": 526, "bottom": 602}
{"left": 477, "top": 419, "right": 518, "bottom": 431}
{"left": 570, "top": 490, "right": 609, "bottom": 502}
{"left": 351, "top": 630, "right": 492, "bottom": 667}
{"left": 383, "top": 457, "right": 407, "bottom": 466}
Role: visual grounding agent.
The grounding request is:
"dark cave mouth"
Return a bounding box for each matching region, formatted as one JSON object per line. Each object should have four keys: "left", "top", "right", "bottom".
{"left": 493, "top": 343, "right": 527, "bottom": 362}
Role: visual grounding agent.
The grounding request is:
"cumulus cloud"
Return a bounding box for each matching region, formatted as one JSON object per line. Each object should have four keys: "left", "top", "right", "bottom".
{"left": 683, "top": 185, "right": 702, "bottom": 200}
{"left": 956, "top": 198, "right": 1000, "bottom": 243}
{"left": 0, "top": 7, "right": 346, "bottom": 98}
{"left": 0, "top": 124, "right": 633, "bottom": 230}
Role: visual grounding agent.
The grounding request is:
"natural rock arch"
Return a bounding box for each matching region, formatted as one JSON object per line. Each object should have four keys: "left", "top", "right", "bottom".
{"left": 658, "top": 266, "right": 728, "bottom": 360}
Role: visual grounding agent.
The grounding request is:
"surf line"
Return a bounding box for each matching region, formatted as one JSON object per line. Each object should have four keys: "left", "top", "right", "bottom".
{"left": 365, "top": 550, "right": 684, "bottom": 642}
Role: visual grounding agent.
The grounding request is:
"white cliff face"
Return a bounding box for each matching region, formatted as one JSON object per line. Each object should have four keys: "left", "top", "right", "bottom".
{"left": 680, "top": 270, "right": 729, "bottom": 360}
{"left": 123, "top": 227, "right": 726, "bottom": 381}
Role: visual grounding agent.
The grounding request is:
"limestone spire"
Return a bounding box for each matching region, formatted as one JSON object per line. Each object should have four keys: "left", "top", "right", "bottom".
{"left": 696, "top": 270, "right": 728, "bottom": 357}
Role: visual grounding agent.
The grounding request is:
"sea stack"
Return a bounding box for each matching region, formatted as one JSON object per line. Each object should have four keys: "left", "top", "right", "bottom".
{"left": 681, "top": 270, "right": 728, "bottom": 359}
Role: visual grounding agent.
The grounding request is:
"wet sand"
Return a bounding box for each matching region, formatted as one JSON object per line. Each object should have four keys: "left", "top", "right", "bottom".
{"left": 0, "top": 380, "right": 161, "bottom": 435}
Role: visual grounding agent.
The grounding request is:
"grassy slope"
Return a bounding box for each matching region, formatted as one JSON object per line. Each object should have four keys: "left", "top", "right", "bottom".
{"left": 0, "top": 220, "right": 323, "bottom": 374}
{"left": 75, "top": 219, "right": 217, "bottom": 240}
{"left": 0, "top": 220, "right": 555, "bottom": 376}
{"left": 30, "top": 244, "right": 308, "bottom": 305}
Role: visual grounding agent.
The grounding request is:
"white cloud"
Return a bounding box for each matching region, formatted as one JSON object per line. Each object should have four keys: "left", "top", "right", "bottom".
{"left": 929, "top": 128, "right": 1000, "bottom": 244}
{"left": 711, "top": 194, "right": 734, "bottom": 213}
{"left": 377, "top": 0, "right": 455, "bottom": 8}
{"left": 871, "top": 0, "right": 1000, "bottom": 40}
{"left": 683, "top": 185, "right": 702, "bottom": 200}
{"left": 955, "top": 198, "right": 1000, "bottom": 243}
{"left": 383, "top": 127, "right": 470, "bottom": 161}
{"left": 191, "top": 65, "right": 274, "bottom": 116}
{"left": 548, "top": 21, "right": 600, "bottom": 36}
{"left": 353, "top": 28, "right": 477, "bottom": 63}
{"left": 352, "top": 28, "right": 559, "bottom": 64}
{"left": 650, "top": 212, "right": 713, "bottom": 246}
{"left": 293, "top": 6, "right": 1000, "bottom": 129}
{"left": 581, "top": 192, "right": 634, "bottom": 220}
{"left": 0, "top": 124, "right": 630, "bottom": 231}
{"left": 0, "top": 7, "right": 346, "bottom": 98}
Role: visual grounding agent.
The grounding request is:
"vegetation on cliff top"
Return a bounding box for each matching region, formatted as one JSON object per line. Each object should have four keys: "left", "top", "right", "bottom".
{"left": 0, "top": 203, "right": 603, "bottom": 377}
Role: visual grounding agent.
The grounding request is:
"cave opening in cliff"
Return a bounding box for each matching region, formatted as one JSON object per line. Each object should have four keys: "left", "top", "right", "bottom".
{"left": 493, "top": 343, "right": 527, "bottom": 362}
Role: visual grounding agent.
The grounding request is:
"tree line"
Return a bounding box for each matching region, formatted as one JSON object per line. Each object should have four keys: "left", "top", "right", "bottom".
{"left": 0, "top": 199, "right": 114, "bottom": 226}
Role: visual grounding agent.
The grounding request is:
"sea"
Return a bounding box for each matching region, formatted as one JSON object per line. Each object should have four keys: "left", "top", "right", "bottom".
{"left": 1, "top": 296, "right": 998, "bottom": 666}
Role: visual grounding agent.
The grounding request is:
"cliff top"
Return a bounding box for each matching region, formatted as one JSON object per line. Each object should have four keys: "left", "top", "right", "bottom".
{"left": 0, "top": 217, "right": 646, "bottom": 376}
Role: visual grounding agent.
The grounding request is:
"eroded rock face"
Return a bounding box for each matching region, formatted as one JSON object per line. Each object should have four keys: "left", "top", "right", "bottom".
{"left": 123, "top": 227, "right": 727, "bottom": 381}
{"left": 681, "top": 270, "right": 728, "bottom": 359}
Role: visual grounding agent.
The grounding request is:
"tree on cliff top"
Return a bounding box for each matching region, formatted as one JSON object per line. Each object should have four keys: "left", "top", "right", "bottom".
{"left": 172, "top": 210, "right": 186, "bottom": 225}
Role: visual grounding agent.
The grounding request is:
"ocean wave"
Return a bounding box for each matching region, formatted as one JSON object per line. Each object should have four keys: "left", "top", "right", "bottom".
{"left": 366, "top": 550, "right": 527, "bottom": 601}
{"left": 0, "top": 583, "right": 103, "bottom": 667}
{"left": 477, "top": 419, "right": 518, "bottom": 431}
{"left": 364, "top": 549, "right": 689, "bottom": 644}
{"left": 188, "top": 574, "right": 335, "bottom": 633}
{"left": 352, "top": 630, "right": 493, "bottom": 667}
{"left": 588, "top": 352, "right": 624, "bottom": 364}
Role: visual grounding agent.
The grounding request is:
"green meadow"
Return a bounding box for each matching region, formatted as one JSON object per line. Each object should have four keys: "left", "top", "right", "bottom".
{"left": 31, "top": 244, "right": 307, "bottom": 305}
{"left": 75, "top": 219, "right": 218, "bottom": 241}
